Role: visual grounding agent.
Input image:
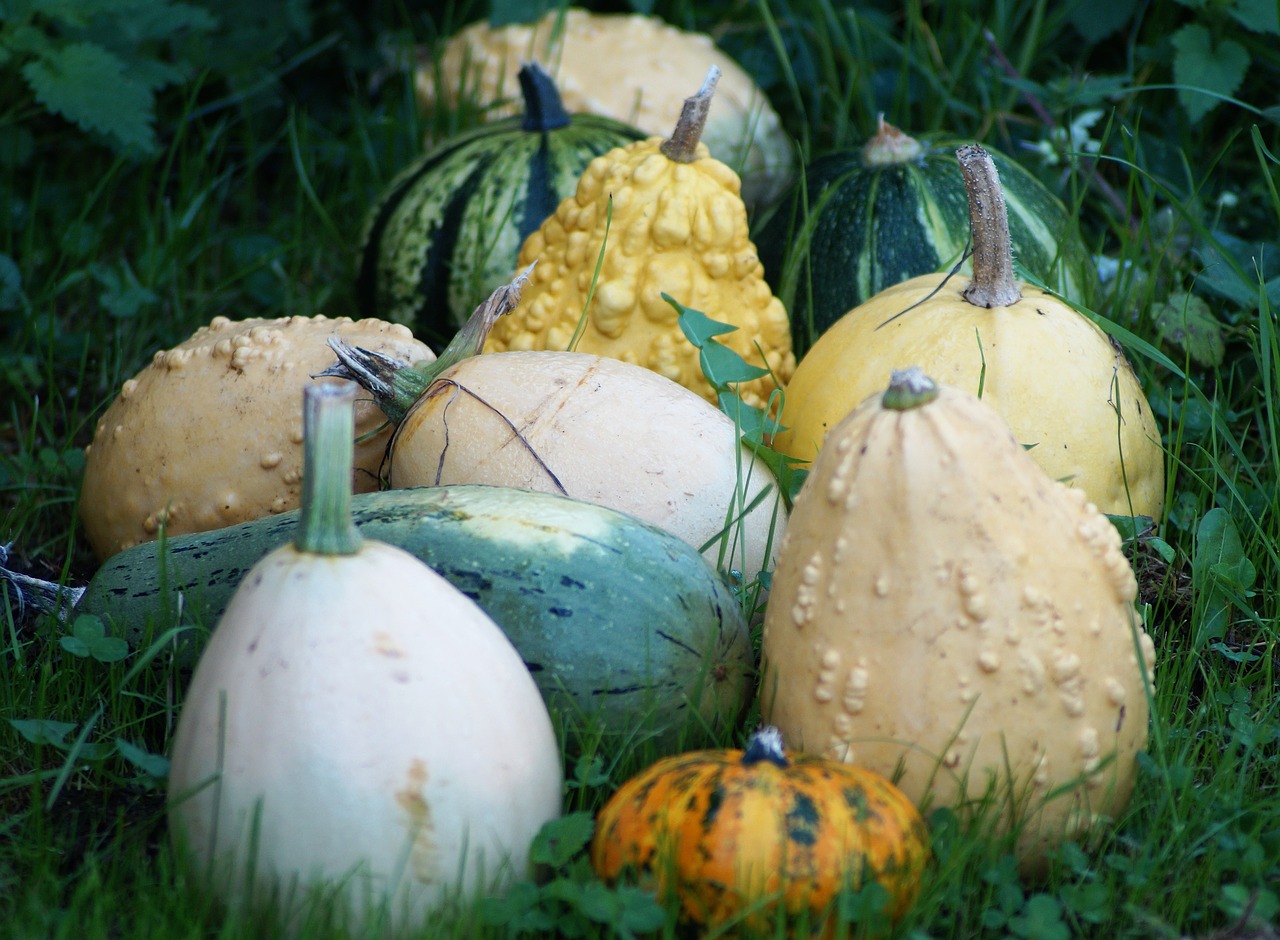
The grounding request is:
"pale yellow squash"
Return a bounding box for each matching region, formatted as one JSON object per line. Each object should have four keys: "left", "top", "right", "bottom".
{"left": 774, "top": 144, "right": 1164, "bottom": 520}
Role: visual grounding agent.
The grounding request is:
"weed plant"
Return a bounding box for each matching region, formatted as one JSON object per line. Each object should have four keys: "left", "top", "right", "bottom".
{"left": 2, "top": 0, "right": 1279, "bottom": 937}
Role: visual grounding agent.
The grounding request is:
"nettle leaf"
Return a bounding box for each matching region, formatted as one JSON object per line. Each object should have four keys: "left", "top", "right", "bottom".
{"left": 1230, "top": 0, "right": 1280, "bottom": 34}
{"left": 21, "top": 42, "right": 157, "bottom": 152}
{"left": 1152, "top": 291, "right": 1226, "bottom": 368}
{"left": 102, "top": 1, "right": 217, "bottom": 44}
{"left": 1066, "top": 0, "right": 1141, "bottom": 43}
{"left": 1171, "top": 24, "right": 1250, "bottom": 123}
{"left": 529, "top": 811, "right": 594, "bottom": 868}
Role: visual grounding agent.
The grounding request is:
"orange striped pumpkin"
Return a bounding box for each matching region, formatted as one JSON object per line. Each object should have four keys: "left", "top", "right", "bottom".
{"left": 591, "top": 726, "right": 930, "bottom": 933}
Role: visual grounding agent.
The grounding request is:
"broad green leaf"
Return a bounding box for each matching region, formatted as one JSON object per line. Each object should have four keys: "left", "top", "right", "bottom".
{"left": 1066, "top": 0, "right": 1140, "bottom": 42}
{"left": 1171, "top": 24, "right": 1250, "bottom": 123}
{"left": 1151, "top": 291, "right": 1226, "bottom": 368}
{"left": 9, "top": 718, "right": 77, "bottom": 747}
{"left": 4, "top": 24, "right": 51, "bottom": 56}
{"left": 1230, "top": 0, "right": 1280, "bottom": 34}
{"left": 1192, "top": 508, "right": 1255, "bottom": 646}
{"left": 476, "top": 881, "right": 554, "bottom": 929}
{"left": 575, "top": 880, "right": 659, "bottom": 928}
{"left": 21, "top": 41, "right": 157, "bottom": 152}
{"left": 612, "top": 884, "right": 668, "bottom": 932}
{"left": 1008, "top": 893, "right": 1071, "bottom": 940}
{"left": 59, "top": 615, "right": 128, "bottom": 662}
{"left": 529, "top": 811, "right": 594, "bottom": 868}
{"left": 115, "top": 738, "right": 170, "bottom": 778}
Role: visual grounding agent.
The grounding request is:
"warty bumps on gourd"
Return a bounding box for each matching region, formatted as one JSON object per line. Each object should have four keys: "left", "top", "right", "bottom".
{"left": 483, "top": 67, "right": 795, "bottom": 411}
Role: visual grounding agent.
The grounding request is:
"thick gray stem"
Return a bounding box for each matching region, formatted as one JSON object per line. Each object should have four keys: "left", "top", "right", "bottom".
{"left": 957, "top": 144, "right": 1022, "bottom": 308}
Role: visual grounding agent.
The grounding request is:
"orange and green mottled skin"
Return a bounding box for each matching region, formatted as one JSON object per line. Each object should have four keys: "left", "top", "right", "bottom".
{"left": 591, "top": 728, "right": 930, "bottom": 933}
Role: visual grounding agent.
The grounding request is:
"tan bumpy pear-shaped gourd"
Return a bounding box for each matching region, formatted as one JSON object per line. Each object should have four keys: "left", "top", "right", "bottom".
{"left": 761, "top": 367, "right": 1156, "bottom": 874}
{"left": 483, "top": 67, "right": 795, "bottom": 409}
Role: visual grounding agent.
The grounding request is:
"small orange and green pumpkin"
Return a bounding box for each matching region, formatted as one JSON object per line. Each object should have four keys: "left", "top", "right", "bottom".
{"left": 590, "top": 726, "right": 930, "bottom": 934}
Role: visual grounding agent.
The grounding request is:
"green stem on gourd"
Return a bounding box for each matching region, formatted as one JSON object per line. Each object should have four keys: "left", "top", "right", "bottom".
{"left": 956, "top": 144, "right": 1022, "bottom": 309}
{"left": 881, "top": 366, "right": 940, "bottom": 411}
{"left": 295, "top": 382, "right": 362, "bottom": 556}
{"left": 323, "top": 264, "right": 533, "bottom": 425}
{"left": 519, "top": 62, "right": 571, "bottom": 132}
{"left": 659, "top": 65, "right": 719, "bottom": 164}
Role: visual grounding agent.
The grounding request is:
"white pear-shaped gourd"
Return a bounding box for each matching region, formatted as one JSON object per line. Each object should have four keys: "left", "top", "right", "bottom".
{"left": 761, "top": 367, "right": 1156, "bottom": 873}
{"left": 167, "top": 382, "right": 563, "bottom": 930}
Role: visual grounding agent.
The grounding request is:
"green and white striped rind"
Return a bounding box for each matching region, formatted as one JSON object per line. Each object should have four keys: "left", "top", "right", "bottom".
{"left": 755, "top": 139, "right": 1096, "bottom": 351}
{"left": 356, "top": 114, "right": 646, "bottom": 343}
{"left": 78, "top": 484, "right": 753, "bottom": 750}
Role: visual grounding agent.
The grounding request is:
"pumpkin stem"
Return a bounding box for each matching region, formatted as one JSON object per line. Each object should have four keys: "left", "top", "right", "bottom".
{"left": 882, "top": 366, "right": 940, "bottom": 410}
{"left": 741, "top": 725, "right": 790, "bottom": 768}
{"left": 659, "top": 65, "right": 719, "bottom": 164}
{"left": 957, "top": 144, "right": 1022, "bottom": 308}
{"left": 322, "top": 265, "right": 532, "bottom": 425}
{"left": 296, "top": 382, "right": 363, "bottom": 556}
{"left": 519, "top": 62, "right": 571, "bottom": 133}
{"left": 862, "top": 115, "right": 923, "bottom": 166}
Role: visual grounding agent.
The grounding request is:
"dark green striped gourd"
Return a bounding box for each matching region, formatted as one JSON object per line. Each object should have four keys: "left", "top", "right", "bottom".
{"left": 357, "top": 62, "right": 646, "bottom": 343}
{"left": 57, "top": 484, "right": 753, "bottom": 750}
{"left": 755, "top": 118, "right": 1095, "bottom": 353}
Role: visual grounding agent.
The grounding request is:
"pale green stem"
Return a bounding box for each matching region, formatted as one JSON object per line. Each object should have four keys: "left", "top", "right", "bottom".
{"left": 295, "top": 382, "right": 362, "bottom": 556}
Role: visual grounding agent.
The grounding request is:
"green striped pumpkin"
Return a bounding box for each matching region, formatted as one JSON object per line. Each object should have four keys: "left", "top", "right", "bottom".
{"left": 755, "top": 118, "right": 1095, "bottom": 353}
{"left": 357, "top": 62, "right": 646, "bottom": 344}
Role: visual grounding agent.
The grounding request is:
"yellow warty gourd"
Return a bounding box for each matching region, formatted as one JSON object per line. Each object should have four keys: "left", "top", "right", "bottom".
{"left": 484, "top": 68, "right": 795, "bottom": 410}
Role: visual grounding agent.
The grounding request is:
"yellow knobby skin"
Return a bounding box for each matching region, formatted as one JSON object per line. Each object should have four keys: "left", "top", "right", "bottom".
{"left": 485, "top": 133, "right": 795, "bottom": 410}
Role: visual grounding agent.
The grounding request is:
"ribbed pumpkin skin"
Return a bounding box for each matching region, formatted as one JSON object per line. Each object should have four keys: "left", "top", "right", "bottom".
{"left": 756, "top": 139, "right": 1093, "bottom": 350}
{"left": 357, "top": 112, "right": 644, "bottom": 342}
{"left": 591, "top": 737, "right": 930, "bottom": 932}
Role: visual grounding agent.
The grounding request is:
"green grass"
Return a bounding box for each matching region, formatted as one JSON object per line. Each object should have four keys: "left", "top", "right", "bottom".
{"left": 3, "top": 0, "right": 1280, "bottom": 937}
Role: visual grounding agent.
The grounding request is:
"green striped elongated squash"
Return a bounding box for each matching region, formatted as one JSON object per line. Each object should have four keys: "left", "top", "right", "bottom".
{"left": 754, "top": 118, "right": 1095, "bottom": 353}
{"left": 357, "top": 62, "right": 645, "bottom": 344}
{"left": 54, "top": 485, "right": 752, "bottom": 749}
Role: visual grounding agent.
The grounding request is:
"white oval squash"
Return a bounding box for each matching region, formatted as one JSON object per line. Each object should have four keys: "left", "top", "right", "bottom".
{"left": 167, "top": 383, "right": 562, "bottom": 930}
{"left": 385, "top": 349, "right": 788, "bottom": 584}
